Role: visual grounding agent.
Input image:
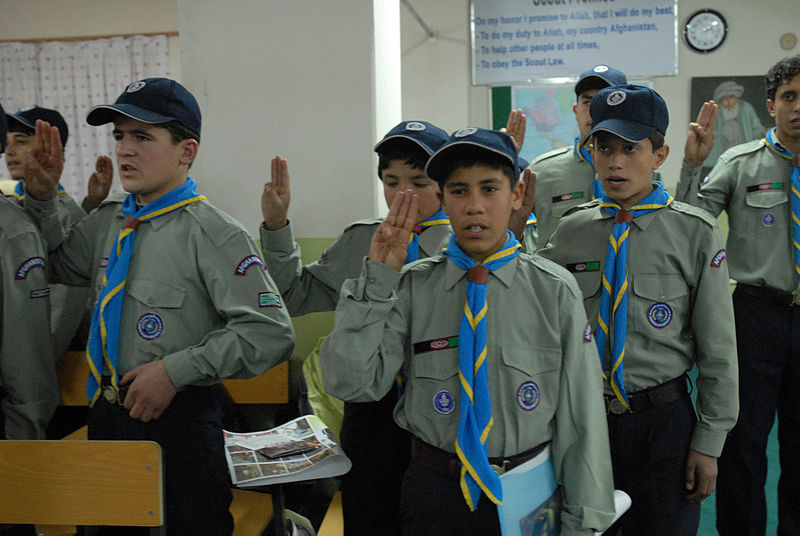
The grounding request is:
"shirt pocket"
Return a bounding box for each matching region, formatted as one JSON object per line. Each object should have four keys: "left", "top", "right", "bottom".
{"left": 126, "top": 280, "right": 187, "bottom": 354}
{"left": 497, "top": 346, "right": 561, "bottom": 428}
{"left": 572, "top": 270, "right": 603, "bottom": 303}
{"left": 743, "top": 190, "right": 788, "bottom": 234}
{"left": 409, "top": 349, "right": 460, "bottom": 431}
{"left": 630, "top": 274, "right": 689, "bottom": 334}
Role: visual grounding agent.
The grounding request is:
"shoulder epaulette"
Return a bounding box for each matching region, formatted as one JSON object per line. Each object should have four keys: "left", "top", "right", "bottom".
{"left": 184, "top": 200, "right": 245, "bottom": 248}
{"left": 718, "top": 139, "right": 765, "bottom": 162}
{"left": 97, "top": 193, "right": 127, "bottom": 208}
{"left": 342, "top": 217, "right": 383, "bottom": 233}
{"left": 562, "top": 198, "right": 600, "bottom": 218}
{"left": 0, "top": 197, "right": 38, "bottom": 240}
{"left": 525, "top": 253, "right": 582, "bottom": 298}
{"left": 669, "top": 200, "right": 717, "bottom": 228}
{"left": 529, "top": 145, "right": 572, "bottom": 166}
{"left": 401, "top": 254, "right": 447, "bottom": 273}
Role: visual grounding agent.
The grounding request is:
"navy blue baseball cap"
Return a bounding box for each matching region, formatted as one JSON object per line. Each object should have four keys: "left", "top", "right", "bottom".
{"left": 425, "top": 128, "right": 528, "bottom": 184}
{"left": 6, "top": 105, "right": 69, "bottom": 147}
{"left": 575, "top": 65, "right": 627, "bottom": 96}
{"left": 374, "top": 120, "right": 449, "bottom": 156}
{"left": 585, "top": 85, "right": 669, "bottom": 143}
{"left": 0, "top": 101, "right": 6, "bottom": 154}
{"left": 86, "top": 78, "right": 201, "bottom": 138}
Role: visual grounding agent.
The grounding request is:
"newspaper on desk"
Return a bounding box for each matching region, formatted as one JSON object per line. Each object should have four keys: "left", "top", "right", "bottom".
{"left": 224, "top": 414, "right": 351, "bottom": 487}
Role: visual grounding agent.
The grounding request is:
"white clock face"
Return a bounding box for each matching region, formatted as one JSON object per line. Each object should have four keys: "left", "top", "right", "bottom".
{"left": 686, "top": 10, "right": 727, "bottom": 52}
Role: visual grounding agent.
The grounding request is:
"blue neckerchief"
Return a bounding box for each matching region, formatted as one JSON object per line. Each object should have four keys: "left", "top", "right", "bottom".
{"left": 85, "top": 178, "right": 206, "bottom": 405}
{"left": 442, "top": 231, "right": 521, "bottom": 510}
{"left": 763, "top": 128, "right": 800, "bottom": 294}
{"left": 12, "top": 179, "right": 67, "bottom": 202}
{"left": 596, "top": 182, "right": 673, "bottom": 406}
{"left": 574, "top": 135, "right": 604, "bottom": 200}
{"left": 406, "top": 206, "right": 449, "bottom": 263}
{"left": 526, "top": 211, "right": 537, "bottom": 226}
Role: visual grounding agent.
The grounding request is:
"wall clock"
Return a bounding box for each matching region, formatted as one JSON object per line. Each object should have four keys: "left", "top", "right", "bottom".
{"left": 684, "top": 9, "right": 728, "bottom": 53}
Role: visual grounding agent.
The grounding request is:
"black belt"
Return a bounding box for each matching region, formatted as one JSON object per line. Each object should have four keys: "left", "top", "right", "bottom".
{"left": 411, "top": 437, "right": 548, "bottom": 479}
{"left": 99, "top": 376, "right": 129, "bottom": 406}
{"left": 736, "top": 283, "right": 798, "bottom": 307}
{"left": 605, "top": 375, "right": 688, "bottom": 415}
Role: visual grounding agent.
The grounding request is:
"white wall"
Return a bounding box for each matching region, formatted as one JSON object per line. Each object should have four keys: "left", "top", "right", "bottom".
{"left": 399, "top": 0, "right": 800, "bottom": 185}
{"left": 3, "top": 0, "right": 799, "bottom": 229}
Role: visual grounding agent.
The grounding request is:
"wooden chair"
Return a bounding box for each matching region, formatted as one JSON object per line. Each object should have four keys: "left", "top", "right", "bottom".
{"left": 0, "top": 439, "right": 164, "bottom": 534}
{"left": 53, "top": 351, "right": 290, "bottom": 536}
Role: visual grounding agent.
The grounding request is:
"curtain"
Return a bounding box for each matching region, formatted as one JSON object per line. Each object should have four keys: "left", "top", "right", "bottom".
{"left": 0, "top": 35, "right": 170, "bottom": 198}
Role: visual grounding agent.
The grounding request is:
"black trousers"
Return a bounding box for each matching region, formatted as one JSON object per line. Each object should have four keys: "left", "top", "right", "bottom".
{"left": 339, "top": 389, "right": 410, "bottom": 536}
{"left": 606, "top": 395, "right": 700, "bottom": 536}
{"left": 399, "top": 459, "right": 501, "bottom": 536}
{"left": 87, "top": 386, "right": 233, "bottom": 536}
{"left": 717, "top": 287, "right": 800, "bottom": 536}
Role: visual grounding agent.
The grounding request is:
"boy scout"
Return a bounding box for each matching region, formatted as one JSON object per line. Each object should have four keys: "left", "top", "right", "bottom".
{"left": 5, "top": 106, "right": 112, "bottom": 361}
{"left": 321, "top": 128, "right": 615, "bottom": 535}
{"left": 22, "top": 78, "right": 295, "bottom": 535}
{"left": 525, "top": 65, "right": 627, "bottom": 249}
{"left": 676, "top": 54, "right": 800, "bottom": 535}
{"left": 260, "top": 120, "right": 450, "bottom": 535}
{"left": 0, "top": 101, "right": 59, "bottom": 441}
{"left": 539, "top": 85, "right": 739, "bottom": 535}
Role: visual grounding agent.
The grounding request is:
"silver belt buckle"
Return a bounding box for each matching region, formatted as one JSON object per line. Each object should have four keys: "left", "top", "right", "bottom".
{"left": 490, "top": 463, "right": 506, "bottom": 476}
{"left": 102, "top": 385, "right": 120, "bottom": 405}
{"left": 607, "top": 397, "right": 629, "bottom": 415}
{"left": 793, "top": 293, "right": 800, "bottom": 306}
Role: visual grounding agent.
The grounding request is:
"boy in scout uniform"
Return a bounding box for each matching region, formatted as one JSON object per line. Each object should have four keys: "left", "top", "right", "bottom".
{"left": 676, "top": 54, "right": 800, "bottom": 535}
{"left": 539, "top": 85, "right": 739, "bottom": 535}
{"left": 260, "top": 120, "right": 450, "bottom": 535}
{"left": 321, "top": 128, "right": 616, "bottom": 535}
{"left": 0, "top": 101, "right": 59, "bottom": 442}
{"left": 5, "top": 106, "right": 112, "bottom": 364}
{"left": 22, "top": 78, "right": 295, "bottom": 535}
{"left": 525, "top": 65, "right": 627, "bottom": 249}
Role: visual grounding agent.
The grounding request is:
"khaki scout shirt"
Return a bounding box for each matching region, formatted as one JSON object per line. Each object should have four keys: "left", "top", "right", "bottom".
{"left": 529, "top": 146, "right": 595, "bottom": 249}
{"left": 676, "top": 140, "right": 796, "bottom": 292}
{"left": 0, "top": 196, "right": 59, "bottom": 438}
{"left": 26, "top": 193, "right": 295, "bottom": 389}
{"left": 260, "top": 218, "right": 451, "bottom": 316}
{"left": 538, "top": 200, "right": 739, "bottom": 457}
{"left": 322, "top": 254, "right": 615, "bottom": 534}
{"left": 10, "top": 188, "right": 90, "bottom": 359}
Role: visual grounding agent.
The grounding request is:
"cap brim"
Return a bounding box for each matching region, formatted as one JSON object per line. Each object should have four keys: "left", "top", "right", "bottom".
{"left": 373, "top": 134, "right": 435, "bottom": 156}
{"left": 584, "top": 119, "right": 655, "bottom": 144}
{"left": 426, "top": 141, "right": 519, "bottom": 183}
{"left": 6, "top": 113, "right": 34, "bottom": 130}
{"left": 86, "top": 104, "right": 173, "bottom": 126}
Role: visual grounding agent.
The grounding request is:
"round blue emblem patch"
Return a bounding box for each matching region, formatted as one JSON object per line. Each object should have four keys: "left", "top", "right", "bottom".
{"left": 433, "top": 390, "right": 455, "bottom": 415}
{"left": 762, "top": 212, "right": 776, "bottom": 227}
{"left": 137, "top": 313, "right": 163, "bottom": 340}
{"left": 647, "top": 303, "right": 672, "bottom": 328}
{"left": 517, "top": 381, "right": 540, "bottom": 411}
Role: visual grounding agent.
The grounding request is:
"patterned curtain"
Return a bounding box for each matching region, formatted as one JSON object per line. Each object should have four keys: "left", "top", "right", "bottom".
{"left": 0, "top": 35, "right": 170, "bottom": 197}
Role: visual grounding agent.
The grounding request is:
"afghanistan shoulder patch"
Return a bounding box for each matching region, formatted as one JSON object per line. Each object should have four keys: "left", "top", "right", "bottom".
{"left": 235, "top": 255, "right": 265, "bottom": 276}
{"left": 15, "top": 257, "right": 45, "bottom": 279}
{"left": 711, "top": 249, "right": 727, "bottom": 267}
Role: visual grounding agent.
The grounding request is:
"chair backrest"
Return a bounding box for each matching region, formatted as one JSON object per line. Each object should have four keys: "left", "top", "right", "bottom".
{"left": 0, "top": 440, "right": 163, "bottom": 528}
{"left": 57, "top": 351, "right": 289, "bottom": 405}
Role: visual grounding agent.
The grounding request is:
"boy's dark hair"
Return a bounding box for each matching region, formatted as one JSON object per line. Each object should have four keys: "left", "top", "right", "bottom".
{"left": 593, "top": 130, "right": 665, "bottom": 152}
{"left": 161, "top": 120, "right": 200, "bottom": 145}
{"left": 766, "top": 55, "right": 800, "bottom": 101}
{"left": 434, "top": 145, "right": 517, "bottom": 187}
{"left": 376, "top": 138, "right": 430, "bottom": 180}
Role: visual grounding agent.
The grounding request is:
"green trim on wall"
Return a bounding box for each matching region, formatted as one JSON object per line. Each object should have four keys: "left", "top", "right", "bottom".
{"left": 491, "top": 86, "right": 511, "bottom": 130}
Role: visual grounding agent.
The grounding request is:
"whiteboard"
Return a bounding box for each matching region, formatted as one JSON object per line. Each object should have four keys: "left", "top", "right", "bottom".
{"left": 471, "top": 0, "right": 678, "bottom": 85}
